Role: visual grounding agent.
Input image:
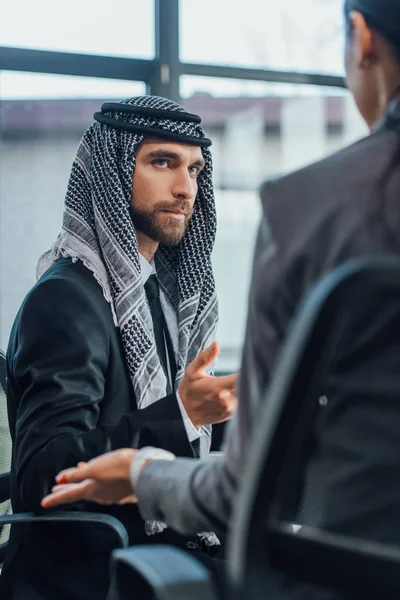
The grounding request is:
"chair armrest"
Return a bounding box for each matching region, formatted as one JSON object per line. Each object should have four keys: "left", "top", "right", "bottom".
{"left": 108, "top": 545, "right": 219, "bottom": 600}
{"left": 0, "top": 473, "right": 10, "bottom": 504}
{"left": 0, "top": 511, "right": 129, "bottom": 549}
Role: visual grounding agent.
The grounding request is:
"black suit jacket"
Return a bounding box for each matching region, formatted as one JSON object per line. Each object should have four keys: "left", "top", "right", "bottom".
{"left": 3, "top": 256, "right": 202, "bottom": 600}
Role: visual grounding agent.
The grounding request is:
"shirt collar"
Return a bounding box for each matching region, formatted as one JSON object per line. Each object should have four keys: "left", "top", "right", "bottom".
{"left": 139, "top": 253, "right": 155, "bottom": 285}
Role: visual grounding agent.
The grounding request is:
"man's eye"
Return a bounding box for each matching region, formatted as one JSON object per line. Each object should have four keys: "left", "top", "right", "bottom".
{"left": 153, "top": 159, "right": 168, "bottom": 167}
{"left": 188, "top": 166, "right": 199, "bottom": 175}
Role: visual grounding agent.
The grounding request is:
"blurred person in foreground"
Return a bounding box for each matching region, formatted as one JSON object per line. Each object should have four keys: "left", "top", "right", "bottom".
{"left": 44, "top": 1, "right": 400, "bottom": 596}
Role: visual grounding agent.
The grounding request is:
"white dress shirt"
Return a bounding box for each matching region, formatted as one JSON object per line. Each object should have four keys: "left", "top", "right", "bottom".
{"left": 139, "top": 254, "right": 211, "bottom": 457}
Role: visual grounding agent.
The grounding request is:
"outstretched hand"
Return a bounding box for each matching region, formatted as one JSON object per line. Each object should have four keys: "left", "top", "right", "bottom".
{"left": 41, "top": 448, "right": 137, "bottom": 509}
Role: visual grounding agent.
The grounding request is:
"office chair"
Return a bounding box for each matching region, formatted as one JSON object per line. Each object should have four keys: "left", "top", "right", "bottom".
{"left": 230, "top": 256, "right": 400, "bottom": 600}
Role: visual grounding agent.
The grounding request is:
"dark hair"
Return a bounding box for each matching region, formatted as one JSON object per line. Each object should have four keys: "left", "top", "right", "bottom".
{"left": 344, "top": 0, "right": 400, "bottom": 251}
{"left": 344, "top": 0, "right": 400, "bottom": 61}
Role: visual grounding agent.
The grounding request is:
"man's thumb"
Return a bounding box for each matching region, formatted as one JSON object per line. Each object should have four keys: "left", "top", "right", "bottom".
{"left": 193, "top": 341, "right": 220, "bottom": 372}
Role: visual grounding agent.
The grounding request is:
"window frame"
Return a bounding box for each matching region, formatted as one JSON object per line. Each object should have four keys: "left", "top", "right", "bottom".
{"left": 0, "top": 0, "right": 346, "bottom": 103}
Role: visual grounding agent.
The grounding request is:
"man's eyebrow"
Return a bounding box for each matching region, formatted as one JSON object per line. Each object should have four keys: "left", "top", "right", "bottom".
{"left": 192, "top": 158, "right": 206, "bottom": 168}
{"left": 145, "top": 149, "right": 205, "bottom": 168}
{"left": 145, "top": 150, "right": 181, "bottom": 160}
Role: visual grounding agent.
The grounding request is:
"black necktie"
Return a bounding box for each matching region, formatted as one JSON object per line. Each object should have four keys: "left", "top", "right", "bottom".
{"left": 144, "top": 274, "right": 176, "bottom": 394}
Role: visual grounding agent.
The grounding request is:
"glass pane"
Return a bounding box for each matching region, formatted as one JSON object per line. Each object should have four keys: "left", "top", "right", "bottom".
{"left": 2, "top": 0, "right": 154, "bottom": 58}
{"left": 0, "top": 72, "right": 146, "bottom": 349}
{"left": 182, "top": 76, "right": 368, "bottom": 371}
{"left": 1, "top": 71, "right": 146, "bottom": 99}
{"left": 181, "top": 0, "right": 344, "bottom": 75}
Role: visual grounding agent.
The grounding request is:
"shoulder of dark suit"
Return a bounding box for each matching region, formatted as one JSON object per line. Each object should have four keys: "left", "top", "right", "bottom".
{"left": 37, "top": 256, "right": 103, "bottom": 291}
{"left": 22, "top": 256, "right": 108, "bottom": 314}
{"left": 259, "top": 127, "right": 399, "bottom": 256}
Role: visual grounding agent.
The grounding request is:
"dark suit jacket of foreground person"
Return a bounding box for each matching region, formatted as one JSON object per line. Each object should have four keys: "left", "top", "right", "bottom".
{"left": 136, "top": 94, "right": 400, "bottom": 585}
{"left": 3, "top": 257, "right": 215, "bottom": 600}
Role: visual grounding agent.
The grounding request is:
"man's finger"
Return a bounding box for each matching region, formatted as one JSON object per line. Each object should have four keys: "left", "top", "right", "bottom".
{"left": 218, "top": 390, "right": 238, "bottom": 416}
{"left": 41, "top": 481, "right": 93, "bottom": 508}
{"left": 218, "top": 390, "right": 237, "bottom": 402}
{"left": 190, "top": 341, "right": 220, "bottom": 373}
{"left": 214, "top": 372, "right": 238, "bottom": 391}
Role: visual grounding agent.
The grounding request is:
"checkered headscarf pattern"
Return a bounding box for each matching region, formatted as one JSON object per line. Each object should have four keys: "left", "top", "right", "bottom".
{"left": 37, "top": 96, "right": 218, "bottom": 409}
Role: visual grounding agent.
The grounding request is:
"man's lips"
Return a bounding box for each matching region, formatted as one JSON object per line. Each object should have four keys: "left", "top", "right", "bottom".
{"left": 161, "top": 209, "right": 188, "bottom": 221}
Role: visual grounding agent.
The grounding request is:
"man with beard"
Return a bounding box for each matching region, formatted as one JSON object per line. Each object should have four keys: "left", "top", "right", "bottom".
{"left": 2, "top": 96, "right": 237, "bottom": 600}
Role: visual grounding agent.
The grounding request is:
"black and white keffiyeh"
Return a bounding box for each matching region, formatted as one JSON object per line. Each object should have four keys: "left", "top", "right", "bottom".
{"left": 37, "top": 96, "right": 220, "bottom": 547}
{"left": 37, "top": 95, "right": 218, "bottom": 408}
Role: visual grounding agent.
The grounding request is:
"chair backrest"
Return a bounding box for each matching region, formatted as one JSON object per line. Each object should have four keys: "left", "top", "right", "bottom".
{"left": 0, "top": 349, "right": 12, "bottom": 545}
{"left": 228, "top": 257, "right": 400, "bottom": 600}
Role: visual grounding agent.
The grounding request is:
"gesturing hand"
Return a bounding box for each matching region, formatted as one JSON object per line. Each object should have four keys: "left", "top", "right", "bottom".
{"left": 41, "top": 448, "right": 137, "bottom": 508}
{"left": 178, "top": 341, "right": 238, "bottom": 428}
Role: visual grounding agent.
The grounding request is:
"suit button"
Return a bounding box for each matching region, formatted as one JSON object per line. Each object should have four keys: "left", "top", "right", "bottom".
{"left": 319, "top": 395, "right": 328, "bottom": 407}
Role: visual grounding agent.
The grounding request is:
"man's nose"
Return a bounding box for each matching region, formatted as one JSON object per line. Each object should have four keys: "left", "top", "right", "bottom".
{"left": 172, "top": 169, "right": 196, "bottom": 200}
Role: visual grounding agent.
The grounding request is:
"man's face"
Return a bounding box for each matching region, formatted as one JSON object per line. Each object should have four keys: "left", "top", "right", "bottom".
{"left": 131, "top": 138, "right": 205, "bottom": 246}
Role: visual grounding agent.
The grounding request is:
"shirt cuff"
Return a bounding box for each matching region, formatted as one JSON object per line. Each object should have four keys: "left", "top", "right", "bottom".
{"left": 175, "top": 391, "right": 202, "bottom": 443}
{"left": 130, "top": 446, "right": 176, "bottom": 489}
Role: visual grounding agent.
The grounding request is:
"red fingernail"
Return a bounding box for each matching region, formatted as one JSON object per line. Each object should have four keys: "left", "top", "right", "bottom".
{"left": 56, "top": 474, "right": 67, "bottom": 484}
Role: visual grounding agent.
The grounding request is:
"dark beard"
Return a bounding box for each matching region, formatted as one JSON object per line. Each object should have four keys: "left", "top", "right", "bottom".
{"left": 130, "top": 202, "right": 191, "bottom": 246}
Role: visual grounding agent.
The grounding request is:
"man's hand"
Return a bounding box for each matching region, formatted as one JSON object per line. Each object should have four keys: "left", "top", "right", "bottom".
{"left": 41, "top": 448, "right": 137, "bottom": 509}
{"left": 178, "top": 341, "right": 238, "bottom": 429}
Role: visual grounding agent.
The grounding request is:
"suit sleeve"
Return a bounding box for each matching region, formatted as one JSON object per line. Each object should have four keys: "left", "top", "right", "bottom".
{"left": 10, "top": 277, "right": 193, "bottom": 511}
{"left": 136, "top": 212, "right": 292, "bottom": 535}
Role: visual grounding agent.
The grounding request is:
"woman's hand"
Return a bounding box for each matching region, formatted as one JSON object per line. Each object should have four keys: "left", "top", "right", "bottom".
{"left": 41, "top": 448, "right": 138, "bottom": 508}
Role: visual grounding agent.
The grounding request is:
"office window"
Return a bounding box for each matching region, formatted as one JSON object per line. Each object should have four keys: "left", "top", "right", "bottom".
{"left": 2, "top": 0, "right": 154, "bottom": 58}
{"left": 181, "top": 76, "right": 368, "bottom": 371}
{"left": 181, "top": 0, "right": 344, "bottom": 75}
{"left": 0, "top": 72, "right": 146, "bottom": 349}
